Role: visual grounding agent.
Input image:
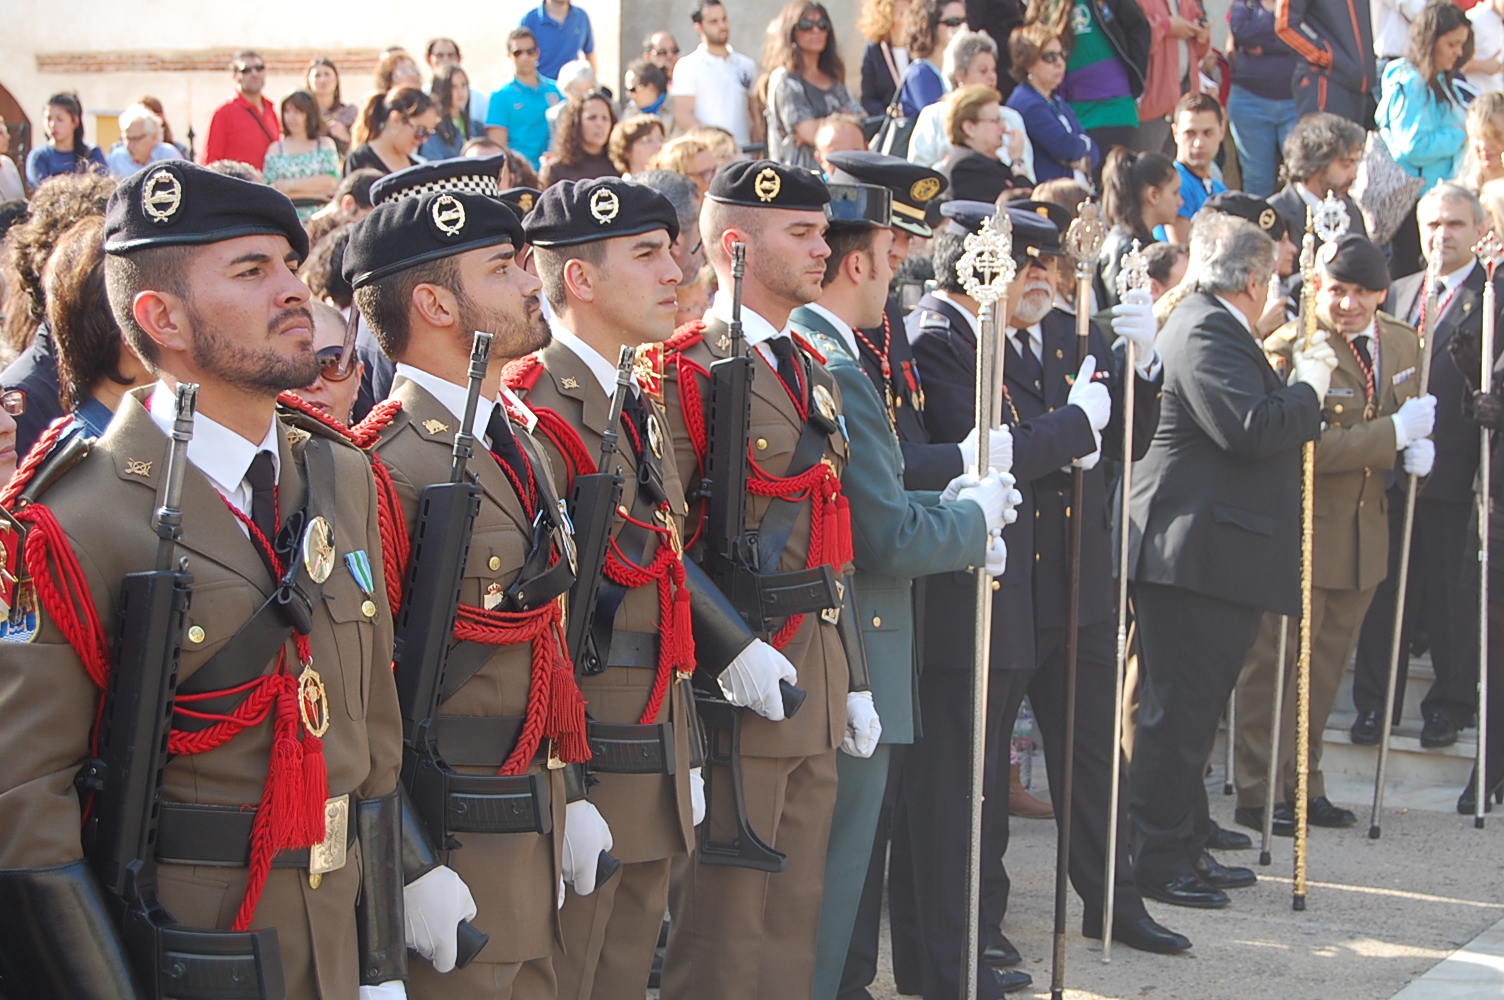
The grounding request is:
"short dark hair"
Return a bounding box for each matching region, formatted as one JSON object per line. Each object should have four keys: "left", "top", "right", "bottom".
{"left": 533, "top": 242, "right": 610, "bottom": 312}
{"left": 1143, "top": 241, "right": 1187, "bottom": 285}
{"left": 626, "top": 58, "right": 670, "bottom": 98}
{"left": 103, "top": 244, "right": 196, "bottom": 372}
{"left": 692, "top": 0, "right": 725, "bottom": 24}
{"left": 1174, "top": 91, "right": 1224, "bottom": 125}
{"left": 231, "top": 49, "right": 262, "bottom": 69}
{"left": 931, "top": 231, "right": 967, "bottom": 294}
{"left": 353, "top": 255, "right": 461, "bottom": 359}
{"left": 1283, "top": 113, "right": 1366, "bottom": 185}
{"left": 821, "top": 224, "right": 880, "bottom": 286}
{"left": 508, "top": 28, "right": 537, "bottom": 49}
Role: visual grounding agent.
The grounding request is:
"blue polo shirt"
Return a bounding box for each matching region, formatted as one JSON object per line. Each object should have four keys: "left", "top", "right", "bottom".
{"left": 520, "top": 2, "right": 594, "bottom": 81}
{"left": 1153, "top": 159, "right": 1226, "bottom": 241}
{"left": 486, "top": 76, "right": 564, "bottom": 168}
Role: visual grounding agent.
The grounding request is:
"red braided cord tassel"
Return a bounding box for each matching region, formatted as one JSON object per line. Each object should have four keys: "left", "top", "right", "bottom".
{"left": 348, "top": 398, "right": 405, "bottom": 449}
{"left": 0, "top": 416, "right": 76, "bottom": 509}
{"left": 275, "top": 391, "right": 357, "bottom": 441}
{"left": 546, "top": 617, "right": 592, "bottom": 762}
{"left": 233, "top": 671, "right": 305, "bottom": 931}
{"left": 16, "top": 505, "right": 109, "bottom": 686}
{"left": 370, "top": 455, "right": 409, "bottom": 616}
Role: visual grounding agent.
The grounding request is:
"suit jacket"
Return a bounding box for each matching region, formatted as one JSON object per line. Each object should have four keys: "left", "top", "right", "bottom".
{"left": 0, "top": 390, "right": 401, "bottom": 998}
{"left": 659, "top": 316, "right": 851, "bottom": 757}
{"left": 372, "top": 377, "right": 565, "bottom": 965}
{"left": 860, "top": 298, "right": 961, "bottom": 491}
{"left": 791, "top": 306, "right": 987, "bottom": 743}
{"left": 1094, "top": 224, "right": 1156, "bottom": 312}
{"left": 507, "top": 339, "right": 694, "bottom": 862}
{"left": 1267, "top": 184, "right": 1369, "bottom": 247}
{"left": 1386, "top": 262, "right": 1503, "bottom": 503}
{"left": 1266, "top": 312, "right": 1421, "bottom": 591}
{"left": 1128, "top": 292, "right": 1322, "bottom": 614}
{"left": 937, "top": 144, "right": 1025, "bottom": 205}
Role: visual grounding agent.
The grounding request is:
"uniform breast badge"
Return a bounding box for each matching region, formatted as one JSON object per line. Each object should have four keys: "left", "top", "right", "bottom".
{"left": 301, "top": 516, "right": 335, "bottom": 584}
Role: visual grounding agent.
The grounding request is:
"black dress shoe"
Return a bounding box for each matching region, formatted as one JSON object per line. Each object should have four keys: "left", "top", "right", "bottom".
{"left": 1233, "top": 804, "right": 1295, "bottom": 837}
{"left": 1458, "top": 765, "right": 1504, "bottom": 814}
{"left": 1207, "top": 819, "right": 1252, "bottom": 850}
{"left": 1136, "top": 874, "right": 1230, "bottom": 909}
{"left": 1112, "top": 916, "right": 1192, "bottom": 954}
{"left": 983, "top": 926, "right": 1021, "bottom": 967}
{"left": 1194, "top": 852, "right": 1257, "bottom": 889}
{"left": 994, "top": 968, "right": 1033, "bottom": 993}
{"left": 1421, "top": 711, "right": 1460, "bottom": 748}
{"left": 1307, "top": 796, "right": 1357, "bottom": 828}
{"left": 1350, "top": 710, "right": 1383, "bottom": 746}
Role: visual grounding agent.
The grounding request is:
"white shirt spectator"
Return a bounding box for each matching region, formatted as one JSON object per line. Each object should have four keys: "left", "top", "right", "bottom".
{"left": 1372, "top": 0, "right": 1428, "bottom": 61}
{"left": 670, "top": 42, "right": 758, "bottom": 146}
{"left": 0, "top": 156, "right": 22, "bottom": 201}
{"left": 1468, "top": 0, "right": 1504, "bottom": 95}
{"left": 908, "top": 99, "right": 1035, "bottom": 182}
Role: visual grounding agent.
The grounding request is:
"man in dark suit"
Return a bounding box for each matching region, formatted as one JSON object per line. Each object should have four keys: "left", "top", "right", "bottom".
{"left": 1350, "top": 183, "right": 1498, "bottom": 748}
{"left": 1266, "top": 113, "right": 1368, "bottom": 249}
{"left": 1128, "top": 211, "right": 1331, "bottom": 907}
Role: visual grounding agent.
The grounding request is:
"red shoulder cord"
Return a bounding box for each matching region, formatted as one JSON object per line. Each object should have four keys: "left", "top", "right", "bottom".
{"left": 527, "top": 403, "right": 694, "bottom": 726}
{"left": 6, "top": 413, "right": 326, "bottom": 934}
{"left": 355, "top": 395, "right": 589, "bottom": 769}
{"left": 663, "top": 336, "right": 853, "bottom": 650}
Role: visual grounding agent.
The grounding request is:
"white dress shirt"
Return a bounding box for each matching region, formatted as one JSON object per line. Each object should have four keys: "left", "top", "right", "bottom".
{"left": 708, "top": 294, "right": 793, "bottom": 368}
{"left": 1214, "top": 295, "right": 1257, "bottom": 339}
{"left": 148, "top": 381, "right": 280, "bottom": 527}
{"left": 395, "top": 363, "right": 494, "bottom": 444}
{"left": 1408, "top": 258, "right": 1477, "bottom": 326}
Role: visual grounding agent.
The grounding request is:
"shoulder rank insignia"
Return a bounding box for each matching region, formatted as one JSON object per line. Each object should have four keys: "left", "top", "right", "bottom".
{"left": 421, "top": 418, "right": 450, "bottom": 435}
{"left": 561, "top": 377, "right": 581, "bottom": 390}
{"left": 124, "top": 458, "right": 153, "bottom": 478}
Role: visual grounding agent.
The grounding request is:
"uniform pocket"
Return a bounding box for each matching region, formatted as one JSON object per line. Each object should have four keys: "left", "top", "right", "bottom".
{"left": 324, "top": 575, "right": 373, "bottom": 720}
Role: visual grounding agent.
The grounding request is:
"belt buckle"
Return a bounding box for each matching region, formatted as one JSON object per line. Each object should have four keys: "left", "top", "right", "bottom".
{"left": 820, "top": 577, "right": 845, "bottom": 625}
{"left": 307, "top": 794, "right": 350, "bottom": 889}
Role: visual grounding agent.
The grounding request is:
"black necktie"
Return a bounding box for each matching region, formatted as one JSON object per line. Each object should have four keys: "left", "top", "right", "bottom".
{"left": 1011, "top": 333, "right": 1043, "bottom": 390}
{"left": 1352, "top": 335, "right": 1374, "bottom": 371}
{"left": 621, "top": 389, "right": 649, "bottom": 460}
{"left": 245, "top": 450, "right": 279, "bottom": 578}
{"left": 486, "top": 404, "right": 530, "bottom": 499}
{"left": 769, "top": 337, "right": 801, "bottom": 394}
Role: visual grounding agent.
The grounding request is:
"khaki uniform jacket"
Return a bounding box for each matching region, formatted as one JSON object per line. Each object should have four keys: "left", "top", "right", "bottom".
{"left": 0, "top": 390, "right": 401, "bottom": 999}
{"left": 511, "top": 339, "right": 694, "bottom": 862}
{"left": 1267, "top": 311, "right": 1423, "bottom": 592}
{"left": 372, "top": 376, "right": 566, "bottom": 963}
{"left": 658, "top": 318, "right": 851, "bottom": 758}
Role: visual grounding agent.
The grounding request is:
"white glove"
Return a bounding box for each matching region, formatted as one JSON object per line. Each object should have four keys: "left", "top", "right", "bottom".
{"left": 998, "top": 475, "right": 1022, "bottom": 526}
{"left": 1391, "top": 394, "right": 1437, "bottom": 449}
{"left": 404, "top": 865, "right": 478, "bottom": 974}
{"left": 360, "top": 983, "right": 408, "bottom": 999}
{"left": 562, "top": 800, "right": 614, "bottom": 896}
{"left": 1072, "top": 448, "right": 1102, "bottom": 470}
{"left": 955, "top": 469, "right": 1014, "bottom": 534}
{"left": 842, "top": 690, "right": 882, "bottom": 758}
{"left": 941, "top": 471, "right": 979, "bottom": 504}
{"left": 690, "top": 767, "right": 706, "bottom": 826}
{"left": 1292, "top": 328, "right": 1338, "bottom": 400}
{"left": 985, "top": 529, "right": 1007, "bottom": 577}
{"left": 1111, "top": 288, "right": 1156, "bottom": 351}
{"left": 718, "top": 638, "right": 799, "bottom": 720}
{"left": 1067, "top": 356, "right": 1111, "bottom": 433}
{"left": 1403, "top": 437, "right": 1435, "bottom": 476}
{"left": 958, "top": 424, "right": 1014, "bottom": 475}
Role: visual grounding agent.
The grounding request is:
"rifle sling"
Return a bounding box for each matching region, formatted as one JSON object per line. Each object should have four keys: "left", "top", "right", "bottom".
{"left": 754, "top": 414, "right": 836, "bottom": 572}
{"left": 584, "top": 479, "right": 660, "bottom": 676}
{"left": 174, "top": 437, "right": 338, "bottom": 731}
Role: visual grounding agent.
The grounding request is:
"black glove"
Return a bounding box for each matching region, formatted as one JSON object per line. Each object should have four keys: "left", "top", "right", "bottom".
{"left": 1449, "top": 328, "right": 1483, "bottom": 392}
{"left": 1466, "top": 388, "right": 1504, "bottom": 431}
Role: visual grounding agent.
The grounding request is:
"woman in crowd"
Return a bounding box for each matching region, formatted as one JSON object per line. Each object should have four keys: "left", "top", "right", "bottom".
{"left": 1095, "top": 147, "right": 1180, "bottom": 307}
{"left": 764, "top": 1, "right": 864, "bottom": 171}
{"left": 859, "top": 0, "right": 912, "bottom": 115}
{"left": 422, "top": 64, "right": 484, "bottom": 161}
{"left": 899, "top": 0, "right": 970, "bottom": 116}
{"left": 307, "top": 57, "right": 357, "bottom": 155}
{"left": 1379, "top": 1, "right": 1471, "bottom": 194}
{"left": 687, "top": 125, "right": 740, "bottom": 168}
{"left": 291, "top": 301, "right": 365, "bottom": 426}
{"left": 0, "top": 118, "right": 23, "bottom": 201}
{"left": 263, "top": 91, "right": 341, "bottom": 219}
{"left": 24, "top": 93, "right": 107, "bottom": 189}
{"left": 1226, "top": 0, "right": 1300, "bottom": 197}
{"left": 624, "top": 59, "right": 674, "bottom": 134}
{"left": 609, "top": 114, "right": 667, "bottom": 176}
{"left": 1458, "top": 90, "right": 1504, "bottom": 191}
{"left": 1026, "top": 0, "right": 1150, "bottom": 160}
{"left": 1006, "top": 25, "right": 1097, "bottom": 185}
{"left": 374, "top": 49, "right": 424, "bottom": 94}
{"left": 648, "top": 134, "right": 718, "bottom": 194}
{"left": 540, "top": 90, "right": 620, "bottom": 186}
{"left": 43, "top": 215, "right": 151, "bottom": 437}
{"left": 345, "top": 87, "right": 440, "bottom": 176}
{"left": 935, "top": 85, "right": 1031, "bottom": 202}
{"left": 104, "top": 104, "right": 180, "bottom": 179}
{"left": 909, "top": 30, "right": 1035, "bottom": 179}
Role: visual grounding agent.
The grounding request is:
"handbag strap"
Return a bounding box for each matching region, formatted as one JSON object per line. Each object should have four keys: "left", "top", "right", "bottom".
{"left": 881, "top": 41, "right": 902, "bottom": 89}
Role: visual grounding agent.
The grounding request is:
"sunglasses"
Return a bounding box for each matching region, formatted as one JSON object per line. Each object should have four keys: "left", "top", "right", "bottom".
{"left": 1038, "top": 51, "right": 1065, "bottom": 63}
{"left": 651, "top": 47, "right": 680, "bottom": 56}
{"left": 509, "top": 46, "right": 539, "bottom": 57}
{"left": 0, "top": 389, "right": 25, "bottom": 416}
{"left": 409, "top": 123, "right": 436, "bottom": 140}
{"left": 938, "top": 16, "right": 967, "bottom": 27}
{"left": 795, "top": 17, "right": 831, "bottom": 30}
{"left": 316, "top": 346, "right": 357, "bottom": 382}
{"left": 235, "top": 64, "right": 266, "bottom": 73}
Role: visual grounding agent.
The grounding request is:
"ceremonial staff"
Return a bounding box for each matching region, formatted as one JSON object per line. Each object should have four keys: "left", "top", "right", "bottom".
{"left": 1102, "top": 237, "right": 1148, "bottom": 963}
{"left": 956, "top": 210, "right": 1014, "bottom": 1000}
{"left": 1369, "top": 228, "right": 1445, "bottom": 840}
{"left": 1259, "top": 619, "right": 1289, "bottom": 866}
{"left": 1474, "top": 234, "right": 1502, "bottom": 830}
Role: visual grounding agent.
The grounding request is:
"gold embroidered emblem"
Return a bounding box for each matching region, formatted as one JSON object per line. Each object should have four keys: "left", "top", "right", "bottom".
{"left": 910, "top": 177, "right": 942, "bottom": 203}
{"left": 431, "top": 194, "right": 466, "bottom": 236}
{"left": 561, "top": 377, "right": 581, "bottom": 389}
{"left": 421, "top": 419, "right": 450, "bottom": 435}
{"left": 141, "top": 168, "right": 183, "bottom": 223}
{"left": 589, "top": 186, "right": 621, "bottom": 223}
{"left": 1259, "top": 208, "right": 1277, "bottom": 231}
{"left": 484, "top": 582, "right": 505, "bottom": 610}
{"left": 124, "top": 459, "right": 153, "bottom": 477}
{"left": 753, "top": 167, "right": 782, "bottom": 202}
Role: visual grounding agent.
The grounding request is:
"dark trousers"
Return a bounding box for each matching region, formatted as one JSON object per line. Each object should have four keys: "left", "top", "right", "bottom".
{"left": 835, "top": 748, "right": 908, "bottom": 1000}
{"left": 1352, "top": 494, "right": 1479, "bottom": 723}
{"left": 1026, "top": 619, "right": 1149, "bottom": 929}
{"left": 891, "top": 667, "right": 1032, "bottom": 1000}
{"left": 1129, "top": 582, "right": 1264, "bottom": 884}
{"left": 1292, "top": 70, "right": 1372, "bottom": 125}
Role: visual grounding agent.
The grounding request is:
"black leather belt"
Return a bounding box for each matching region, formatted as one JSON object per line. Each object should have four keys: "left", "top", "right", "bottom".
{"left": 156, "top": 799, "right": 356, "bottom": 869}
{"left": 587, "top": 721, "right": 675, "bottom": 774}
{"left": 605, "top": 630, "right": 658, "bottom": 668}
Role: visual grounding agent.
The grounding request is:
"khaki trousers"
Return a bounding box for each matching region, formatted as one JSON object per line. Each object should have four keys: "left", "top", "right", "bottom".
{"left": 1233, "top": 586, "right": 1378, "bottom": 807}
{"left": 553, "top": 857, "right": 672, "bottom": 1000}
{"left": 662, "top": 749, "right": 839, "bottom": 1000}
{"left": 408, "top": 953, "right": 554, "bottom": 1000}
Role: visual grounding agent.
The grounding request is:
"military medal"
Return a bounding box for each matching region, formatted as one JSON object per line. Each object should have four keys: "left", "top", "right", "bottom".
{"left": 297, "top": 663, "right": 331, "bottom": 740}
{"left": 646, "top": 413, "right": 665, "bottom": 458}
{"left": 301, "top": 516, "right": 335, "bottom": 584}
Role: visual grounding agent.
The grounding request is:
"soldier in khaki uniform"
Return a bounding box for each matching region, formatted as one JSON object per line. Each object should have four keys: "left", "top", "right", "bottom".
{"left": 1233, "top": 234, "right": 1435, "bottom": 833}
{"left": 0, "top": 163, "right": 418, "bottom": 998}
{"left": 343, "top": 187, "right": 613, "bottom": 999}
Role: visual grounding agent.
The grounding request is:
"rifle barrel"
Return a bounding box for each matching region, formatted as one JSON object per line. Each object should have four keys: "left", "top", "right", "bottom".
{"left": 452, "top": 332, "right": 495, "bottom": 484}
{"left": 155, "top": 383, "right": 198, "bottom": 572}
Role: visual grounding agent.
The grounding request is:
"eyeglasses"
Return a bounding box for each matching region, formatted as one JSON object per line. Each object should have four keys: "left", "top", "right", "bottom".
{"left": 315, "top": 346, "right": 357, "bottom": 382}
{"left": 509, "top": 46, "right": 539, "bottom": 57}
{"left": 1038, "top": 51, "right": 1065, "bottom": 64}
{"left": 235, "top": 64, "right": 266, "bottom": 74}
{"left": 795, "top": 17, "right": 831, "bottom": 30}
{"left": 651, "top": 47, "right": 680, "bottom": 57}
{"left": 938, "top": 17, "right": 967, "bottom": 27}
{"left": 0, "top": 390, "right": 26, "bottom": 416}
{"left": 125, "top": 131, "right": 153, "bottom": 142}
{"left": 409, "top": 124, "right": 436, "bottom": 140}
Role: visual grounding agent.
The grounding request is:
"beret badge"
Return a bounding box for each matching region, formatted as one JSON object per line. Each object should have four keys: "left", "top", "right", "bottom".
{"left": 1259, "top": 208, "right": 1277, "bottom": 231}
{"left": 142, "top": 168, "right": 184, "bottom": 225}
{"left": 431, "top": 194, "right": 467, "bottom": 237}
{"left": 589, "top": 186, "right": 621, "bottom": 224}
{"left": 753, "top": 167, "right": 782, "bottom": 203}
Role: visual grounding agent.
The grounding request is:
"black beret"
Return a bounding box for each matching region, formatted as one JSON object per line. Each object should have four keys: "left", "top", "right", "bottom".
{"left": 343, "top": 190, "right": 525, "bottom": 290}
{"left": 825, "top": 183, "right": 892, "bottom": 229}
{"left": 500, "top": 187, "right": 543, "bottom": 216}
{"left": 825, "top": 150, "right": 947, "bottom": 238}
{"left": 707, "top": 159, "right": 829, "bottom": 212}
{"left": 1317, "top": 233, "right": 1390, "bottom": 292}
{"left": 104, "top": 160, "right": 308, "bottom": 260}
{"left": 525, "top": 177, "right": 680, "bottom": 247}
{"left": 370, "top": 154, "right": 510, "bottom": 205}
{"left": 1203, "top": 191, "right": 1288, "bottom": 242}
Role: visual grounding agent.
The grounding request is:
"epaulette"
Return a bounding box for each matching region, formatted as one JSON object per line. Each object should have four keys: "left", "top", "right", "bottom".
{"left": 799, "top": 329, "right": 845, "bottom": 362}
{"left": 918, "top": 310, "right": 949, "bottom": 332}
{"left": 501, "top": 353, "right": 545, "bottom": 394}
{"left": 6, "top": 417, "right": 91, "bottom": 508}
{"left": 276, "top": 392, "right": 361, "bottom": 450}
{"left": 791, "top": 332, "right": 826, "bottom": 365}
{"left": 664, "top": 322, "right": 706, "bottom": 355}
{"left": 347, "top": 398, "right": 405, "bottom": 448}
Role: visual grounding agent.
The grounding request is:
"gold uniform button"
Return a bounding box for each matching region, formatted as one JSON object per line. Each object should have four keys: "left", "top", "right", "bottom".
{"left": 1333, "top": 404, "right": 1344, "bottom": 414}
{"left": 361, "top": 600, "right": 377, "bottom": 618}
{"left": 488, "top": 556, "right": 502, "bottom": 571}
{"left": 872, "top": 615, "right": 882, "bottom": 628}
{"left": 1035, "top": 552, "right": 1041, "bottom": 561}
{"left": 991, "top": 579, "right": 1001, "bottom": 591}
{"left": 756, "top": 438, "right": 769, "bottom": 450}
{"left": 187, "top": 625, "right": 206, "bottom": 645}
